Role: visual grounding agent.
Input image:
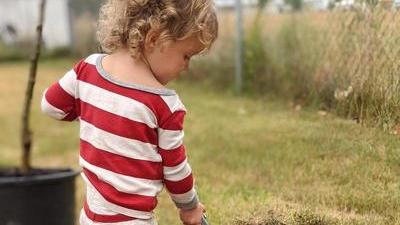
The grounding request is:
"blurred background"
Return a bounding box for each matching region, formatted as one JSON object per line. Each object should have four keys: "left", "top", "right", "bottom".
{"left": 1, "top": 0, "right": 400, "bottom": 225}
{"left": 1, "top": 0, "right": 400, "bottom": 130}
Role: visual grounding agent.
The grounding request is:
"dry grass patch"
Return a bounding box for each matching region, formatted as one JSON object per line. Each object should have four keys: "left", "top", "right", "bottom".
{"left": 233, "top": 199, "right": 387, "bottom": 225}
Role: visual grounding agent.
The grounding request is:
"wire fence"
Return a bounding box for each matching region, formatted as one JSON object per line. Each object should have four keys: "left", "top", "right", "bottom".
{"left": 207, "top": 5, "right": 400, "bottom": 131}
{"left": 319, "top": 8, "right": 400, "bottom": 129}
{"left": 293, "top": 7, "right": 400, "bottom": 130}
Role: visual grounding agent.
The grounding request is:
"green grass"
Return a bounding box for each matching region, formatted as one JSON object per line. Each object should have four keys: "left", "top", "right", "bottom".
{"left": 0, "top": 60, "right": 399, "bottom": 225}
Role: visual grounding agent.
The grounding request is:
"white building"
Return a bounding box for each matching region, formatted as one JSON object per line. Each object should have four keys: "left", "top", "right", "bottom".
{"left": 265, "top": 0, "right": 290, "bottom": 13}
{"left": 0, "top": 0, "right": 72, "bottom": 49}
{"left": 214, "top": 0, "right": 258, "bottom": 8}
{"left": 303, "top": 0, "right": 331, "bottom": 10}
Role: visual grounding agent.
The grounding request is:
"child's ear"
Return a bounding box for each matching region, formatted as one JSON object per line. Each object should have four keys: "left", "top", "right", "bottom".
{"left": 144, "top": 29, "right": 159, "bottom": 53}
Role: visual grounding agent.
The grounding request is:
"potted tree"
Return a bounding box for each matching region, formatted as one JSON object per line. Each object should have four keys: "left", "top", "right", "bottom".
{"left": 0, "top": 1, "right": 79, "bottom": 224}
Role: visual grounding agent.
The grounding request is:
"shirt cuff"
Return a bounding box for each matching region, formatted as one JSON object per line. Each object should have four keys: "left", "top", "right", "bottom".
{"left": 174, "top": 194, "right": 199, "bottom": 210}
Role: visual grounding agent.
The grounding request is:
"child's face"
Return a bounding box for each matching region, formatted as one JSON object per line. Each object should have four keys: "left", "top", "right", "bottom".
{"left": 146, "top": 36, "right": 204, "bottom": 85}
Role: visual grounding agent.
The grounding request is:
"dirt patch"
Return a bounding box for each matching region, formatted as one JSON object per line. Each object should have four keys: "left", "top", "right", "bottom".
{"left": 234, "top": 209, "right": 334, "bottom": 225}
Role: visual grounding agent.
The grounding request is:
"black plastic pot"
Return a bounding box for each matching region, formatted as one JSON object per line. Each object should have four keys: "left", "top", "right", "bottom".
{"left": 0, "top": 168, "right": 80, "bottom": 225}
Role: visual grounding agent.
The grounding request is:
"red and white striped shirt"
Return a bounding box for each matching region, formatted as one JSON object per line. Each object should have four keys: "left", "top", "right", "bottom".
{"left": 41, "top": 54, "right": 198, "bottom": 222}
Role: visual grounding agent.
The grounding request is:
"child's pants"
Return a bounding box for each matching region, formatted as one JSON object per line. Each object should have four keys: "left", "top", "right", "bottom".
{"left": 80, "top": 209, "right": 158, "bottom": 225}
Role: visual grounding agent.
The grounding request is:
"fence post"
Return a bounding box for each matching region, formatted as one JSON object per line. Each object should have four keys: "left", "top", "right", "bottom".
{"left": 235, "top": 0, "right": 244, "bottom": 94}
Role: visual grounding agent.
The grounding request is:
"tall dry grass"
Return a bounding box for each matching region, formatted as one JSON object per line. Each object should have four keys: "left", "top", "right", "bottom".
{"left": 320, "top": 8, "right": 400, "bottom": 131}
{"left": 190, "top": 7, "right": 400, "bottom": 131}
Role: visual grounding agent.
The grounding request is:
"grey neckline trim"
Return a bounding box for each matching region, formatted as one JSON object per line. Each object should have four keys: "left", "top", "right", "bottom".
{"left": 95, "top": 54, "right": 177, "bottom": 96}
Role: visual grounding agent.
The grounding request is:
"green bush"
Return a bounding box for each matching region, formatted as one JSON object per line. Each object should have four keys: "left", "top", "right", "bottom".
{"left": 0, "top": 40, "right": 31, "bottom": 62}
{"left": 243, "top": 16, "right": 279, "bottom": 95}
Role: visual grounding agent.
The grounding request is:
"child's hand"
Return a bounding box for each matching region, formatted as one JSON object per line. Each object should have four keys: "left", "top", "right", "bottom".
{"left": 179, "top": 203, "right": 205, "bottom": 225}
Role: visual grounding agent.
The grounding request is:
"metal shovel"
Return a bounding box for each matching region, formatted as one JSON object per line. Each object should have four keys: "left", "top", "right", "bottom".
{"left": 201, "top": 214, "right": 210, "bottom": 225}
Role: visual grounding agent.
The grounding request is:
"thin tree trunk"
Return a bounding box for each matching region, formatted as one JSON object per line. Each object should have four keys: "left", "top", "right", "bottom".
{"left": 21, "top": 0, "right": 46, "bottom": 174}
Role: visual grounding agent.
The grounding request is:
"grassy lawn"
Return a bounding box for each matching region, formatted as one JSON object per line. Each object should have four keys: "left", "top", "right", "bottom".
{"left": 0, "top": 59, "right": 399, "bottom": 225}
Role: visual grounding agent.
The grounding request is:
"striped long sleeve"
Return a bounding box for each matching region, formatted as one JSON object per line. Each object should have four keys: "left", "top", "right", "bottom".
{"left": 158, "top": 106, "right": 199, "bottom": 209}
{"left": 41, "top": 61, "right": 81, "bottom": 121}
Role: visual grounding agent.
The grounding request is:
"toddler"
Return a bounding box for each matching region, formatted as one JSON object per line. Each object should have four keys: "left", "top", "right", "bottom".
{"left": 41, "top": 0, "right": 218, "bottom": 224}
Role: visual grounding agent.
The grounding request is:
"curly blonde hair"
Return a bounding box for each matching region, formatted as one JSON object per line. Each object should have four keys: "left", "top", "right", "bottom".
{"left": 97, "top": 0, "right": 218, "bottom": 59}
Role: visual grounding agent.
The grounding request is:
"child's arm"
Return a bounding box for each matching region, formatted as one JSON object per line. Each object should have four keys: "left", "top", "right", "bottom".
{"left": 41, "top": 64, "right": 79, "bottom": 121}
{"left": 158, "top": 110, "right": 199, "bottom": 209}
